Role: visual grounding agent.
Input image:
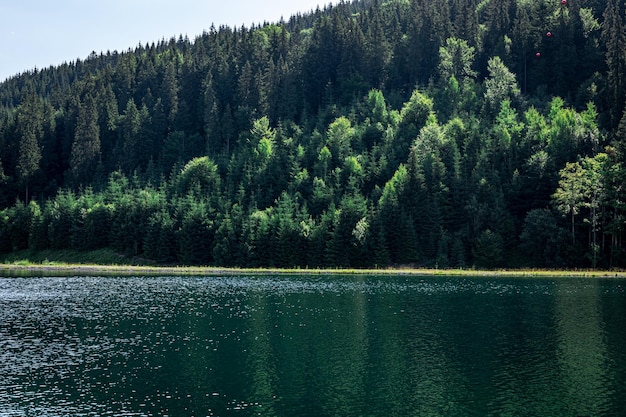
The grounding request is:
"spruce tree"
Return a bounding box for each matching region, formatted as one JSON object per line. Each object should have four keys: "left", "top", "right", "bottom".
{"left": 70, "top": 95, "right": 101, "bottom": 186}
{"left": 16, "top": 94, "right": 43, "bottom": 203}
{"left": 602, "top": 0, "right": 626, "bottom": 127}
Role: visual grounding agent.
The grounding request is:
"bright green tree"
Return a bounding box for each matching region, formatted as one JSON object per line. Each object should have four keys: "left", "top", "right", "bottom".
{"left": 483, "top": 56, "right": 520, "bottom": 115}
{"left": 176, "top": 156, "right": 221, "bottom": 198}
{"left": 438, "top": 37, "right": 477, "bottom": 84}
{"left": 553, "top": 161, "right": 588, "bottom": 246}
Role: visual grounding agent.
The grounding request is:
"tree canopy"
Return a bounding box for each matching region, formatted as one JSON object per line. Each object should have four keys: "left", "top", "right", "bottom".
{"left": 0, "top": 0, "right": 625, "bottom": 269}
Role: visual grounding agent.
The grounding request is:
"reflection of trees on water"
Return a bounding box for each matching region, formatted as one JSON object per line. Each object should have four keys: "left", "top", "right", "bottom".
{"left": 241, "top": 283, "right": 371, "bottom": 416}
{"left": 30, "top": 277, "right": 621, "bottom": 416}
{"left": 244, "top": 292, "right": 279, "bottom": 416}
{"left": 241, "top": 279, "right": 460, "bottom": 416}
{"left": 555, "top": 279, "right": 611, "bottom": 416}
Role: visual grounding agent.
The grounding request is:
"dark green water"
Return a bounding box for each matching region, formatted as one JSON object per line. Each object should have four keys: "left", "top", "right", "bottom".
{"left": 1, "top": 275, "right": 625, "bottom": 416}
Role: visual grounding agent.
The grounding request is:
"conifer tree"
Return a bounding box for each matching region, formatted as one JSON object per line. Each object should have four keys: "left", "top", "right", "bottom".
{"left": 70, "top": 94, "right": 101, "bottom": 186}
{"left": 483, "top": 57, "right": 520, "bottom": 116}
{"left": 202, "top": 70, "right": 221, "bottom": 155}
{"left": 15, "top": 94, "right": 43, "bottom": 203}
{"left": 602, "top": 0, "right": 626, "bottom": 126}
{"left": 116, "top": 99, "right": 141, "bottom": 173}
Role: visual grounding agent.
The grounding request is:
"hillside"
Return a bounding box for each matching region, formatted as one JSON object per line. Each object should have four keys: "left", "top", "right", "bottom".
{"left": 1, "top": 0, "right": 625, "bottom": 269}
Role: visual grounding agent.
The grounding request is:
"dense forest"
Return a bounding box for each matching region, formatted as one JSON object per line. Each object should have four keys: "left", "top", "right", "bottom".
{"left": 1, "top": 0, "right": 625, "bottom": 269}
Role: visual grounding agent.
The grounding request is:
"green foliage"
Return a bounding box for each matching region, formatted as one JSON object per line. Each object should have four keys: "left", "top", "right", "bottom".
{"left": 71, "top": 95, "right": 101, "bottom": 186}
{"left": 484, "top": 57, "right": 520, "bottom": 115}
{"left": 0, "top": 0, "right": 624, "bottom": 269}
{"left": 15, "top": 94, "right": 44, "bottom": 201}
{"left": 400, "top": 90, "right": 434, "bottom": 128}
{"left": 46, "top": 191, "right": 77, "bottom": 250}
{"left": 3, "top": 201, "right": 32, "bottom": 251}
{"left": 179, "top": 201, "right": 214, "bottom": 265}
{"left": 366, "top": 89, "right": 388, "bottom": 125}
{"left": 212, "top": 205, "right": 244, "bottom": 267}
{"left": 520, "top": 208, "right": 568, "bottom": 267}
{"left": 28, "top": 200, "right": 47, "bottom": 251}
{"left": 438, "top": 37, "right": 477, "bottom": 83}
{"left": 473, "top": 229, "right": 505, "bottom": 268}
{"left": 244, "top": 209, "right": 272, "bottom": 267}
{"left": 326, "top": 116, "right": 354, "bottom": 164}
{"left": 176, "top": 156, "right": 220, "bottom": 198}
{"left": 144, "top": 209, "right": 178, "bottom": 263}
{"left": 601, "top": 0, "right": 626, "bottom": 126}
{"left": 78, "top": 202, "right": 113, "bottom": 250}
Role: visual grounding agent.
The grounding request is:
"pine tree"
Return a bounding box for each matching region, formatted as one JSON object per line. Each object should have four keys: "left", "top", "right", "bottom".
{"left": 28, "top": 200, "right": 48, "bottom": 251}
{"left": 202, "top": 69, "right": 221, "bottom": 156}
{"left": 70, "top": 94, "right": 101, "bottom": 186}
{"left": 438, "top": 37, "right": 477, "bottom": 84}
{"left": 602, "top": 0, "right": 626, "bottom": 127}
{"left": 116, "top": 99, "right": 141, "bottom": 173}
{"left": 179, "top": 201, "right": 214, "bottom": 265}
{"left": 483, "top": 57, "right": 520, "bottom": 116}
{"left": 161, "top": 62, "right": 179, "bottom": 127}
{"left": 15, "top": 94, "right": 43, "bottom": 203}
{"left": 364, "top": 1, "right": 391, "bottom": 87}
{"left": 453, "top": 0, "right": 478, "bottom": 45}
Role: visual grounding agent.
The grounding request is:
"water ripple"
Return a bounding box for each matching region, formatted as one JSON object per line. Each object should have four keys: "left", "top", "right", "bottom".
{"left": 1, "top": 275, "right": 625, "bottom": 416}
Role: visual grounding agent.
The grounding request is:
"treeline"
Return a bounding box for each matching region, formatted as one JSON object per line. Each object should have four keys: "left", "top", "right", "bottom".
{"left": 1, "top": 0, "right": 626, "bottom": 268}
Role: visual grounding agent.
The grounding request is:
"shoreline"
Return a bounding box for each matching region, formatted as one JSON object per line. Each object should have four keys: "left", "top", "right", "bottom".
{"left": 1, "top": 263, "right": 625, "bottom": 278}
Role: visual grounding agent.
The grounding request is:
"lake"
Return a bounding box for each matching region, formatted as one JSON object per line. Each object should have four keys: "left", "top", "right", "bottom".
{"left": 0, "top": 274, "right": 625, "bottom": 416}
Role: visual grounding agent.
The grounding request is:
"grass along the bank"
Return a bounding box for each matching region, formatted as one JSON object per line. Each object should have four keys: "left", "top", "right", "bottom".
{"left": 1, "top": 249, "right": 625, "bottom": 278}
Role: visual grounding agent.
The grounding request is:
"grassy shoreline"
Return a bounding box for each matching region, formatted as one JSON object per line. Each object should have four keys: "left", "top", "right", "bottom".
{"left": 1, "top": 250, "right": 625, "bottom": 278}
{"left": 0, "top": 262, "right": 626, "bottom": 278}
{"left": 1, "top": 264, "right": 625, "bottom": 278}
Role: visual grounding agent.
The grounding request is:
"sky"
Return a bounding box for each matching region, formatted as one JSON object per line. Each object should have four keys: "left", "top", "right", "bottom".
{"left": 0, "top": 0, "right": 337, "bottom": 82}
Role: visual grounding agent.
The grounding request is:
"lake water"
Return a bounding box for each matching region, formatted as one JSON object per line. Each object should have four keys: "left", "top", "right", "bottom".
{"left": 0, "top": 275, "right": 625, "bottom": 417}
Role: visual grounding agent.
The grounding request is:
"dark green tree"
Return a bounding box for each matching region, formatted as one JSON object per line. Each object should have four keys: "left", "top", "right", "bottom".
{"left": 473, "top": 229, "right": 504, "bottom": 268}
{"left": 15, "top": 94, "right": 44, "bottom": 202}
{"left": 520, "top": 208, "right": 568, "bottom": 267}
{"left": 602, "top": 0, "right": 626, "bottom": 127}
{"left": 70, "top": 94, "right": 101, "bottom": 186}
{"left": 179, "top": 200, "right": 214, "bottom": 265}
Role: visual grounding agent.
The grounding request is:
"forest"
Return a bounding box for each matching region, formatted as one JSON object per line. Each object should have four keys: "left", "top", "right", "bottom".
{"left": 0, "top": 0, "right": 625, "bottom": 269}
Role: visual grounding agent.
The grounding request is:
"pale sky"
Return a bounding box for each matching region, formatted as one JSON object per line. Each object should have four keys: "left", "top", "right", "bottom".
{"left": 0, "top": 0, "right": 337, "bottom": 82}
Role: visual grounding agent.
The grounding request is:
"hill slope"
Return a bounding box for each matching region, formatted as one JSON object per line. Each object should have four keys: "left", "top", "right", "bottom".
{"left": 0, "top": 0, "right": 625, "bottom": 269}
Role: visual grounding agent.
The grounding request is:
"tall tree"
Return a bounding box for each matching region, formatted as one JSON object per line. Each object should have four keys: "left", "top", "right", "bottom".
{"left": 438, "top": 37, "right": 477, "bottom": 84}
{"left": 602, "top": 0, "right": 626, "bottom": 127}
{"left": 15, "top": 94, "right": 44, "bottom": 203}
{"left": 553, "top": 161, "right": 587, "bottom": 246}
{"left": 115, "top": 98, "right": 151, "bottom": 173}
{"left": 161, "top": 62, "right": 179, "bottom": 127}
{"left": 70, "top": 94, "right": 101, "bottom": 185}
{"left": 483, "top": 56, "right": 520, "bottom": 116}
{"left": 202, "top": 69, "right": 222, "bottom": 156}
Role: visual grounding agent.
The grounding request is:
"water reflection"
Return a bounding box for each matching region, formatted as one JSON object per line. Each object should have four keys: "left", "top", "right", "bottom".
{"left": 555, "top": 279, "right": 613, "bottom": 416}
{"left": 0, "top": 276, "right": 625, "bottom": 416}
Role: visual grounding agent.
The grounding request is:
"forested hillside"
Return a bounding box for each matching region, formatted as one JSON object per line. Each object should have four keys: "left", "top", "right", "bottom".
{"left": 1, "top": 0, "right": 625, "bottom": 268}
